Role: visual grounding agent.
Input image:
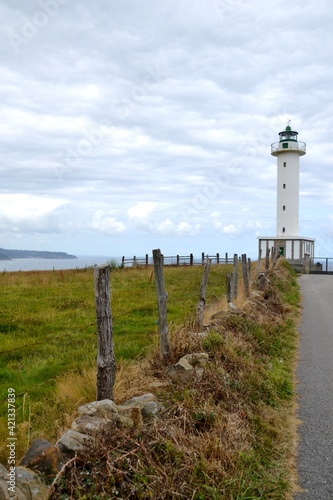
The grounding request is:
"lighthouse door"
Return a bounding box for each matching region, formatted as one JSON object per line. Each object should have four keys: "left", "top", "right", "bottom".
{"left": 279, "top": 246, "right": 285, "bottom": 257}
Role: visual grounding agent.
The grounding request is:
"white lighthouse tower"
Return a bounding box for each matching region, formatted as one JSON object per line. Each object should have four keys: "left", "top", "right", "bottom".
{"left": 258, "top": 123, "right": 315, "bottom": 262}
{"left": 273, "top": 123, "right": 305, "bottom": 238}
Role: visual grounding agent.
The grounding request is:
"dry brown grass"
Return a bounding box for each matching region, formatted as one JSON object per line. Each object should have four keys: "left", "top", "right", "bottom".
{"left": 49, "top": 259, "right": 301, "bottom": 498}
{"left": 54, "top": 359, "right": 163, "bottom": 423}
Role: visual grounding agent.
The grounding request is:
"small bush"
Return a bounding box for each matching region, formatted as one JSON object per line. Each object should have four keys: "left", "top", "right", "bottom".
{"left": 202, "top": 330, "right": 223, "bottom": 351}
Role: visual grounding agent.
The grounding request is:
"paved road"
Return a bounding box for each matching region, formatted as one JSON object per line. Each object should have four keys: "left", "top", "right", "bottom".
{"left": 295, "top": 275, "right": 333, "bottom": 499}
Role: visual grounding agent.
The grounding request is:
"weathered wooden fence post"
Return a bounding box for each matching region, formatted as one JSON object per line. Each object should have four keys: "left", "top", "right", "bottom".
{"left": 196, "top": 257, "right": 211, "bottom": 330}
{"left": 242, "top": 254, "right": 250, "bottom": 298}
{"left": 226, "top": 273, "right": 232, "bottom": 304}
{"left": 232, "top": 253, "right": 238, "bottom": 299}
{"left": 265, "top": 247, "right": 270, "bottom": 273}
{"left": 94, "top": 265, "right": 116, "bottom": 401}
{"left": 152, "top": 249, "right": 170, "bottom": 361}
{"left": 248, "top": 257, "right": 252, "bottom": 281}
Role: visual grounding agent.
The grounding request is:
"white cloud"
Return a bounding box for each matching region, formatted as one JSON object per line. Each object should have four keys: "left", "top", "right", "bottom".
{"left": 90, "top": 210, "right": 126, "bottom": 235}
{"left": 127, "top": 202, "right": 158, "bottom": 223}
{"left": 214, "top": 218, "right": 267, "bottom": 240}
{"left": 152, "top": 219, "right": 201, "bottom": 236}
{"left": 0, "top": 194, "right": 68, "bottom": 233}
{"left": 0, "top": 0, "right": 333, "bottom": 257}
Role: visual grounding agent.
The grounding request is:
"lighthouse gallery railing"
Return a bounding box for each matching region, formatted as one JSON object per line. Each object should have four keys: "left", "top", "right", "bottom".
{"left": 271, "top": 141, "right": 306, "bottom": 154}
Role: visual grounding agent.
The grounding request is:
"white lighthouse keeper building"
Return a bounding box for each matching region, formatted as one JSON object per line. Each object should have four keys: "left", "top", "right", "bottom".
{"left": 258, "top": 124, "right": 315, "bottom": 262}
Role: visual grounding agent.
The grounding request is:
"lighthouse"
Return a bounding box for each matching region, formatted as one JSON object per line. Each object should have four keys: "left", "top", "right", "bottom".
{"left": 272, "top": 123, "right": 306, "bottom": 237}
{"left": 258, "top": 123, "right": 315, "bottom": 262}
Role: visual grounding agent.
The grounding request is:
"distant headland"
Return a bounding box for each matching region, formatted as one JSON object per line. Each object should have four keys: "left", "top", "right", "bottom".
{"left": 0, "top": 248, "right": 78, "bottom": 261}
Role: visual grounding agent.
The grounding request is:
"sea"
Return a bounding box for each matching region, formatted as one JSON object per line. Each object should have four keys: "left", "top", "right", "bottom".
{"left": 0, "top": 255, "right": 121, "bottom": 273}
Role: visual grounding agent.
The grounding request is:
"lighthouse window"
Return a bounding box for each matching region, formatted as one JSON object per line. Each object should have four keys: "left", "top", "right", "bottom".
{"left": 283, "top": 162, "right": 286, "bottom": 167}
{"left": 282, "top": 227, "right": 286, "bottom": 233}
{"left": 283, "top": 183, "right": 286, "bottom": 189}
{"left": 283, "top": 205, "right": 286, "bottom": 211}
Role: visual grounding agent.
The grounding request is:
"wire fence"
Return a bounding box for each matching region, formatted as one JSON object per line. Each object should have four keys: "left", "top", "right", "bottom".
{"left": 121, "top": 252, "right": 235, "bottom": 267}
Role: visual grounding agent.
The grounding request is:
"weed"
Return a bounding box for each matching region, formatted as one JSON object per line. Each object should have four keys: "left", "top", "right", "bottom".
{"left": 202, "top": 330, "right": 223, "bottom": 351}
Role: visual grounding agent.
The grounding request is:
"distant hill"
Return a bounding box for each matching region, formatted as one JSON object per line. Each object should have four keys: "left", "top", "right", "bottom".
{"left": 0, "top": 251, "right": 11, "bottom": 261}
{"left": 0, "top": 248, "right": 78, "bottom": 261}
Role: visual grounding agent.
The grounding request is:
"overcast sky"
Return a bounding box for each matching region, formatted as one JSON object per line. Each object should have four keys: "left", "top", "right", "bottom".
{"left": 1, "top": 0, "right": 333, "bottom": 258}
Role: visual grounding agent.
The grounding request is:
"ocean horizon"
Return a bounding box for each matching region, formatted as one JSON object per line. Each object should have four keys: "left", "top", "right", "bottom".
{"left": 0, "top": 255, "right": 121, "bottom": 272}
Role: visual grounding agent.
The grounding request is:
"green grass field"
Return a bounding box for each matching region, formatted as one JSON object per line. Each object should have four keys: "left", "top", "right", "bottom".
{"left": 0, "top": 264, "right": 230, "bottom": 460}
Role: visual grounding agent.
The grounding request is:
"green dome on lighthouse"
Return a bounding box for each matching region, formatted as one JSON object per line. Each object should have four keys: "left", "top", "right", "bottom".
{"left": 271, "top": 122, "right": 306, "bottom": 156}
{"left": 278, "top": 124, "right": 298, "bottom": 142}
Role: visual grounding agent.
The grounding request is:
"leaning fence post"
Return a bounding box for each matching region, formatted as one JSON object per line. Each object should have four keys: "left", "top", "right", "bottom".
{"left": 153, "top": 249, "right": 170, "bottom": 361}
{"left": 242, "top": 254, "right": 250, "bottom": 298}
{"left": 94, "top": 265, "right": 116, "bottom": 401}
{"left": 196, "top": 257, "right": 211, "bottom": 330}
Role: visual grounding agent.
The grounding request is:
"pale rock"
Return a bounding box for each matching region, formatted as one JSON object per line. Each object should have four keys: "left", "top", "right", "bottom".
{"left": 121, "top": 393, "right": 156, "bottom": 407}
{"left": 57, "top": 430, "right": 93, "bottom": 456}
{"left": 167, "top": 352, "right": 209, "bottom": 384}
{"left": 71, "top": 414, "right": 118, "bottom": 434}
{"left": 117, "top": 405, "right": 143, "bottom": 428}
{"left": 166, "top": 358, "right": 195, "bottom": 383}
{"left": 0, "top": 464, "right": 27, "bottom": 500}
{"left": 120, "top": 394, "right": 160, "bottom": 424}
{"left": 0, "top": 478, "right": 27, "bottom": 500}
{"left": 141, "top": 401, "right": 160, "bottom": 423}
{"left": 15, "top": 466, "right": 49, "bottom": 499}
{"left": 77, "top": 399, "right": 118, "bottom": 418}
{"left": 181, "top": 353, "right": 208, "bottom": 368}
